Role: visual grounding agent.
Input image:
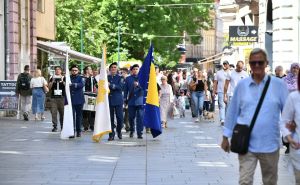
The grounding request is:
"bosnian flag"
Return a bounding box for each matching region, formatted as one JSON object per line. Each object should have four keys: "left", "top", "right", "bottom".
{"left": 61, "top": 52, "right": 75, "bottom": 139}
{"left": 92, "top": 46, "right": 112, "bottom": 142}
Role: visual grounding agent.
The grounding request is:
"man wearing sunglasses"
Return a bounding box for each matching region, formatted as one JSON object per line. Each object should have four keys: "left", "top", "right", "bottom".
{"left": 70, "top": 65, "right": 85, "bottom": 138}
{"left": 213, "top": 60, "right": 231, "bottom": 126}
{"left": 221, "top": 48, "right": 289, "bottom": 185}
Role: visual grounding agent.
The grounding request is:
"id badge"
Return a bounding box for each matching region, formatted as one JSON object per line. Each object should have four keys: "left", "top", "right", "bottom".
{"left": 54, "top": 89, "right": 62, "bottom": 96}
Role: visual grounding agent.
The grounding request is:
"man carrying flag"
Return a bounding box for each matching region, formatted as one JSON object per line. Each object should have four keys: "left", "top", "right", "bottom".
{"left": 138, "top": 45, "right": 162, "bottom": 138}
{"left": 92, "top": 46, "right": 112, "bottom": 142}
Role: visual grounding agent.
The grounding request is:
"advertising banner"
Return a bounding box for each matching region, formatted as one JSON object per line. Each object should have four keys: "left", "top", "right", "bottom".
{"left": 0, "top": 81, "right": 18, "bottom": 110}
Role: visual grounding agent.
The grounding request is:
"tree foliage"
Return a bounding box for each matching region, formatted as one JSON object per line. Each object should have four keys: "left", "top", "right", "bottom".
{"left": 56, "top": 0, "right": 214, "bottom": 67}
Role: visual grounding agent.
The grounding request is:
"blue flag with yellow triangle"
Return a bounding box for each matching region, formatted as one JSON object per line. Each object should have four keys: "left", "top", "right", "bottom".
{"left": 138, "top": 45, "right": 162, "bottom": 138}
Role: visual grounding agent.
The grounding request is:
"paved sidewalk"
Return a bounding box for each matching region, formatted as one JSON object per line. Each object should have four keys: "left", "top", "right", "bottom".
{"left": 0, "top": 111, "right": 295, "bottom": 185}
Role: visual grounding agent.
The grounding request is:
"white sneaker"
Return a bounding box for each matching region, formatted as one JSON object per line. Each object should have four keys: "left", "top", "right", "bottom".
{"left": 194, "top": 118, "right": 199, "bottom": 122}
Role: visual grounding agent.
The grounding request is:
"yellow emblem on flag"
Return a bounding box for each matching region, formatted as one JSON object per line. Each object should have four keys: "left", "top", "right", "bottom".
{"left": 96, "top": 80, "right": 109, "bottom": 104}
{"left": 146, "top": 63, "right": 159, "bottom": 106}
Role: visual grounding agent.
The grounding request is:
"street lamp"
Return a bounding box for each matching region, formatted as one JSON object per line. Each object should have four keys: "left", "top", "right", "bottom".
{"left": 117, "top": 21, "right": 123, "bottom": 67}
{"left": 77, "top": 9, "right": 84, "bottom": 72}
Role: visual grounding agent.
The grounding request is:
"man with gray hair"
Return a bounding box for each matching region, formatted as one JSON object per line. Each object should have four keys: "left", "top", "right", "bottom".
{"left": 274, "top": 65, "right": 286, "bottom": 78}
{"left": 221, "top": 48, "right": 289, "bottom": 184}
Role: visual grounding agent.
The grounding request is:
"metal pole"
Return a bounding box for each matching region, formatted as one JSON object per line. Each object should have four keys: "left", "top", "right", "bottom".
{"left": 117, "top": 23, "right": 121, "bottom": 67}
{"left": 80, "top": 12, "right": 84, "bottom": 72}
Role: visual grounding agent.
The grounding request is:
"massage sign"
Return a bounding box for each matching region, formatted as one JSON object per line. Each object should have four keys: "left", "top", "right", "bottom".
{"left": 229, "top": 26, "right": 258, "bottom": 42}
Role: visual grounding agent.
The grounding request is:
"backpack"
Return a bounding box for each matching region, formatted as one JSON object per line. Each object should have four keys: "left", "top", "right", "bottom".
{"left": 18, "top": 73, "right": 30, "bottom": 90}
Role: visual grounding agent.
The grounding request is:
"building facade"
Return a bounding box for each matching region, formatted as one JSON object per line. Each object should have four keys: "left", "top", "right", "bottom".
{"left": 2, "top": 0, "right": 55, "bottom": 81}
{"left": 219, "top": 0, "right": 300, "bottom": 71}
{"left": 259, "top": 0, "right": 300, "bottom": 71}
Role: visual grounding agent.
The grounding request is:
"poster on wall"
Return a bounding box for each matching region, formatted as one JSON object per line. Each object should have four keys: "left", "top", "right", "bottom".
{"left": 229, "top": 26, "right": 258, "bottom": 42}
{"left": 0, "top": 81, "right": 18, "bottom": 110}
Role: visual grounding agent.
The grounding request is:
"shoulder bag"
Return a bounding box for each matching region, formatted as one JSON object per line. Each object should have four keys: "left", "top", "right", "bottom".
{"left": 230, "top": 76, "right": 271, "bottom": 154}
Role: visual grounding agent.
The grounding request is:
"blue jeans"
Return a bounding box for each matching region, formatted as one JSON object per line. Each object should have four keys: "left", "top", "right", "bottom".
{"left": 109, "top": 105, "right": 124, "bottom": 137}
{"left": 128, "top": 105, "right": 144, "bottom": 136}
{"left": 32, "top": 87, "right": 45, "bottom": 114}
{"left": 192, "top": 91, "right": 204, "bottom": 117}
{"left": 218, "top": 92, "right": 226, "bottom": 122}
{"left": 72, "top": 104, "right": 83, "bottom": 133}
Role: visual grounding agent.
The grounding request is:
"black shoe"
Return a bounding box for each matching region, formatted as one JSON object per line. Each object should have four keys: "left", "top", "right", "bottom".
{"left": 137, "top": 135, "right": 143, "bottom": 139}
{"left": 76, "top": 132, "right": 81, "bottom": 137}
{"left": 52, "top": 127, "right": 58, "bottom": 132}
{"left": 117, "top": 132, "right": 122, "bottom": 139}
{"left": 23, "top": 113, "right": 29, "bottom": 121}
{"left": 108, "top": 136, "right": 114, "bottom": 141}
{"left": 69, "top": 135, "right": 75, "bottom": 139}
{"left": 129, "top": 132, "right": 134, "bottom": 138}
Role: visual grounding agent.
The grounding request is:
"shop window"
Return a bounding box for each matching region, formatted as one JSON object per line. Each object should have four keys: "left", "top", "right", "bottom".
{"left": 37, "top": 0, "right": 45, "bottom": 13}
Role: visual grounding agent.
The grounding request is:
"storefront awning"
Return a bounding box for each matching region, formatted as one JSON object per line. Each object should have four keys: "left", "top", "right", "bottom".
{"left": 37, "top": 41, "right": 101, "bottom": 64}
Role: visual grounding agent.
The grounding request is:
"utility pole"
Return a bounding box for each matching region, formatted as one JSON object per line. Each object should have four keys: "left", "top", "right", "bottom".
{"left": 117, "top": 22, "right": 123, "bottom": 67}
{"left": 78, "top": 9, "right": 84, "bottom": 72}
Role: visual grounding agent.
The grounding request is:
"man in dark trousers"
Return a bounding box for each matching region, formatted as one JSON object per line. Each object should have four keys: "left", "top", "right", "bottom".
{"left": 15, "top": 65, "right": 32, "bottom": 121}
{"left": 107, "top": 62, "right": 124, "bottom": 141}
{"left": 48, "top": 66, "right": 65, "bottom": 132}
{"left": 124, "top": 64, "right": 144, "bottom": 139}
{"left": 70, "top": 65, "right": 85, "bottom": 137}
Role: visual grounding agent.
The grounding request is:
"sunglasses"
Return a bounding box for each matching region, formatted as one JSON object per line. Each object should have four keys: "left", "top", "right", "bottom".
{"left": 249, "top": 61, "right": 265, "bottom": 66}
{"left": 223, "top": 63, "right": 228, "bottom": 65}
{"left": 72, "top": 70, "right": 78, "bottom": 72}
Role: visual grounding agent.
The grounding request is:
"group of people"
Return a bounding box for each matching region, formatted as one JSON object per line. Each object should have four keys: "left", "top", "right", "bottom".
{"left": 14, "top": 47, "right": 300, "bottom": 184}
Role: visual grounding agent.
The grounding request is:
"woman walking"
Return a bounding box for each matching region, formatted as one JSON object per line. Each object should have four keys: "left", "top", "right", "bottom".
{"left": 30, "top": 69, "right": 48, "bottom": 120}
{"left": 159, "top": 76, "right": 174, "bottom": 128}
{"left": 189, "top": 70, "right": 207, "bottom": 122}
{"left": 283, "top": 63, "right": 299, "bottom": 92}
{"left": 280, "top": 70, "right": 300, "bottom": 184}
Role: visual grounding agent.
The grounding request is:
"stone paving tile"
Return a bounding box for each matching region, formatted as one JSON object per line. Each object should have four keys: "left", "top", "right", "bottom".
{"left": 0, "top": 111, "right": 296, "bottom": 185}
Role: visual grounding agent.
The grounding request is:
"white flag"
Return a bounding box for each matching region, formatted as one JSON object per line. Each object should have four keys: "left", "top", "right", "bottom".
{"left": 92, "top": 46, "right": 111, "bottom": 142}
{"left": 61, "top": 52, "right": 75, "bottom": 139}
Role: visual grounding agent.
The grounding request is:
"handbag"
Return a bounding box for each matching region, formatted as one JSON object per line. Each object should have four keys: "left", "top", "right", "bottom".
{"left": 189, "top": 81, "right": 196, "bottom": 91}
{"left": 230, "top": 76, "right": 271, "bottom": 154}
{"left": 41, "top": 78, "right": 49, "bottom": 93}
{"left": 83, "top": 92, "right": 97, "bottom": 111}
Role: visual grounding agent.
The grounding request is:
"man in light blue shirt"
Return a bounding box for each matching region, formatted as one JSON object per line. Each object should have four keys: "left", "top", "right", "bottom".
{"left": 221, "top": 48, "right": 289, "bottom": 185}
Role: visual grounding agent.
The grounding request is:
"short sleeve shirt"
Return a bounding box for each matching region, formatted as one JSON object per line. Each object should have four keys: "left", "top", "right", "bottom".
{"left": 214, "top": 69, "right": 230, "bottom": 93}
{"left": 226, "top": 70, "right": 248, "bottom": 96}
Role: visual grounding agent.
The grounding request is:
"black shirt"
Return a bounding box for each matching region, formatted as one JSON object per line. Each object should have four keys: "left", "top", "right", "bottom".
{"left": 49, "top": 76, "right": 65, "bottom": 98}
{"left": 83, "top": 76, "right": 97, "bottom": 92}
{"left": 193, "top": 77, "right": 205, "bottom": 91}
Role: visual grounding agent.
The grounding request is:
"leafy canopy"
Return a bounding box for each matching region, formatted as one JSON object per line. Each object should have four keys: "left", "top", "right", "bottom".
{"left": 56, "top": 0, "right": 214, "bottom": 67}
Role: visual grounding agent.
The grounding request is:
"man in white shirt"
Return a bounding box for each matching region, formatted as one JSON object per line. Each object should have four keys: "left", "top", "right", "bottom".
{"left": 213, "top": 61, "right": 230, "bottom": 125}
{"left": 224, "top": 61, "right": 248, "bottom": 105}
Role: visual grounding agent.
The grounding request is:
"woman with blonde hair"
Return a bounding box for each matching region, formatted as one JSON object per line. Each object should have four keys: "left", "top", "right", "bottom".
{"left": 30, "top": 69, "right": 48, "bottom": 120}
{"left": 189, "top": 70, "right": 207, "bottom": 122}
{"left": 159, "top": 75, "right": 174, "bottom": 128}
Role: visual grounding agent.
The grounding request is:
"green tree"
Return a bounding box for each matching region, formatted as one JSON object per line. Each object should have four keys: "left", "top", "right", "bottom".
{"left": 56, "top": 0, "right": 214, "bottom": 67}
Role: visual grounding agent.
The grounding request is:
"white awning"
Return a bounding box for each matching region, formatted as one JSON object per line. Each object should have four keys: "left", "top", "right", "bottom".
{"left": 37, "top": 41, "right": 101, "bottom": 64}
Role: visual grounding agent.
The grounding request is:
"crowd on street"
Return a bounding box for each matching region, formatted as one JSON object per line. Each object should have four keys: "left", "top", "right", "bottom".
{"left": 14, "top": 48, "right": 300, "bottom": 185}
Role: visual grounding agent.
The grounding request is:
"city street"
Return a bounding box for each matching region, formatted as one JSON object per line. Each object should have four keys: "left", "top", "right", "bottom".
{"left": 0, "top": 111, "right": 295, "bottom": 185}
